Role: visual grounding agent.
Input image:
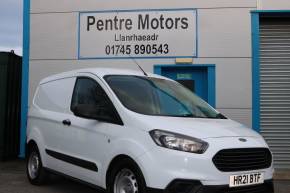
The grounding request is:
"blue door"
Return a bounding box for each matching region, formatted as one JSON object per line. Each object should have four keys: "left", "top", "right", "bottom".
{"left": 154, "top": 64, "right": 216, "bottom": 107}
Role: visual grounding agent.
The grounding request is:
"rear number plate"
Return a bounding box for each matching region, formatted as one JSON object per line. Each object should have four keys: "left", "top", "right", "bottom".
{"left": 229, "top": 172, "right": 264, "bottom": 187}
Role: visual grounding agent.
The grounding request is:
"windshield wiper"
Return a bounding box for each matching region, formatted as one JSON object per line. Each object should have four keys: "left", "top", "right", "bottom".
{"left": 177, "top": 114, "right": 207, "bottom": 118}
{"left": 214, "top": 113, "right": 227, "bottom": 119}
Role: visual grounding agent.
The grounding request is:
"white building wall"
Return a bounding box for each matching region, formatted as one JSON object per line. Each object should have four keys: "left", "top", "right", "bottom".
{"left": 30, "top": 0, "right": 258, "bottom": 127}
{"left": 258, "top": 0, "right": 290, "bottom": 10}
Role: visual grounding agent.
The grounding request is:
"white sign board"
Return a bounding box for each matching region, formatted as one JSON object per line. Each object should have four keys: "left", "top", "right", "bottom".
{"left": 78, "top": 9, "right": 197, "bottom": 59}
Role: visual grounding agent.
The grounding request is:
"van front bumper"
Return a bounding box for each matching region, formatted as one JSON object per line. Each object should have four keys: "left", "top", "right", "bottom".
{"left": 135, "top": 137, "right": 274, "bottom": 189}
{"left": 146, "top": 179, "right": 274, "bottom": 193}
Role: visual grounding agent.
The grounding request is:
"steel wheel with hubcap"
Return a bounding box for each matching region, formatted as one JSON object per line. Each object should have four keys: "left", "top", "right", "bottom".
{"left": 28, "top": 151, "right": 40, "bottom": 179}
{"left": 108, "top": 158, "right": 146, "bottom": 193}
{"left": 26, "top": 144, "right": 48, "bottom": 185}
{"left": 114, "top": 168, "right": 139, "bottom": 193}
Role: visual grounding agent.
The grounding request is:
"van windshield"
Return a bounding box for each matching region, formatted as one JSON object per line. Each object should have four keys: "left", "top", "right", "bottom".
{"left": 105, "top": 75, "right": 226, "bottom": 119}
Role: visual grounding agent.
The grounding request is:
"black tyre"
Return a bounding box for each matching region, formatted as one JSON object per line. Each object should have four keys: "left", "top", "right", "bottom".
{"left": 26, "top": 144, "right": 48, "bottom": 185}
{"left": 108, "top": 158, "right": 146, "bottom": 193}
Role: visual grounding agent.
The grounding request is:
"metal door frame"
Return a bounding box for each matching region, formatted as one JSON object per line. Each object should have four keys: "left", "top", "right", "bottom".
{"left": 20, "top": 0, "right": 30, "bottom": 158}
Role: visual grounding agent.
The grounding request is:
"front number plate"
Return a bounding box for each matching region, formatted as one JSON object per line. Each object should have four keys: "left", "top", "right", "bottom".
{"left": 229, "top": 172, "right": 264, "bottom": 187}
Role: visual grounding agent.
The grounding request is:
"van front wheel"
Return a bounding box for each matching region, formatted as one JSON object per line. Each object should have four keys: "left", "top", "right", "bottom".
{"left": 109, "top": 158, "right": 146, "bottom": 193}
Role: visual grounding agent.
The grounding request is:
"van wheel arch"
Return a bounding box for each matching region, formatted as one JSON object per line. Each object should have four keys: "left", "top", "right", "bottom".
{"left": 106, "top": 154, "right": 146, "bottom": 191}
{"left": 26, "top": 140, "right": 38, "bottom": 157}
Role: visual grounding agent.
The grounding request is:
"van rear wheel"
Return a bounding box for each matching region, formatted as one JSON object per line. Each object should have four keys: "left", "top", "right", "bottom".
{"left": 26, "top": 145, "right": 48, "bottom": 185}
{"left": 108, "top": 158, "right": 146, "bottom": 193}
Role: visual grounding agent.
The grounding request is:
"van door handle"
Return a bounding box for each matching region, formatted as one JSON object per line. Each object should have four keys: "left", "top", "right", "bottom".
{"left": 62, "top": 119, "right": 71, "bottom": 126}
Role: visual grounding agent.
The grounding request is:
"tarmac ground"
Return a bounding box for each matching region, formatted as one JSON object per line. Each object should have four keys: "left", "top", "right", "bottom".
{"left": 0, "top": 159, "right": 290, "bottom": 193}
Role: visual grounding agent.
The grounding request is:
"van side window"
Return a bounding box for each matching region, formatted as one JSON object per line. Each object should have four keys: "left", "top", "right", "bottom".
{"left": 71, "top": 77, "right": 123, "bottom": 125}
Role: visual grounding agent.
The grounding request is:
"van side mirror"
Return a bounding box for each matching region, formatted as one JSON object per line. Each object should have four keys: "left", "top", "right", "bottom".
{"left": 72, "top": 104, "right": 120, "bottom": 124}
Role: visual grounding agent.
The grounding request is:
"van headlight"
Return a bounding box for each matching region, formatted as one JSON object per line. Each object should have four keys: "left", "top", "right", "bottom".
{"left": 149, "top": 129, "right": 208, "bottom": 154}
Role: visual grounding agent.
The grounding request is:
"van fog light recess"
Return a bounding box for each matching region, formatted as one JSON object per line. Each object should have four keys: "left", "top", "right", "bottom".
{"left": 149, "top": 130, "right": 208, "bottom": 154}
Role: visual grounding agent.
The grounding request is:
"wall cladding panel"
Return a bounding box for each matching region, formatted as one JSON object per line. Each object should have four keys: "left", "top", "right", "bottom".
{"left": 198, "top": 8, "right": 253, "bottom": 57}
{"left": 258, "top": 0, "right": 290, "bottom": 10}
{"left": 31, "top": 0, "right": 256, "bottom": 13}
{"left": 193, "top": 58, "right": 252, "bottom": 109}
{"left": 30, "top": 13, "right": 78, "bottom": 60}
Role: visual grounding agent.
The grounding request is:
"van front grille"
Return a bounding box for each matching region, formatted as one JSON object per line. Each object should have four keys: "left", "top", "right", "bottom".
{"left": 212, "top": 148, "right": 272, "bottom": 172}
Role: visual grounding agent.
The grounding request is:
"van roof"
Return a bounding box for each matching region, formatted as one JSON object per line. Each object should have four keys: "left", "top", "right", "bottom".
{"left": 39, "top": 67, "right": 169, "bottom": 84}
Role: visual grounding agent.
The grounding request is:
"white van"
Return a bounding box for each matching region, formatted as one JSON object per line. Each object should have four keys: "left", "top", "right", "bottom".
{"left": 26, "top": 68, "right": 274, "bottom": 193}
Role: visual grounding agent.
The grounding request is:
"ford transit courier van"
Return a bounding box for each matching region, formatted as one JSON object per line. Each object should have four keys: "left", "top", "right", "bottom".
{"left": 26, "top": 68, "right": 274, "bottom": 193}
